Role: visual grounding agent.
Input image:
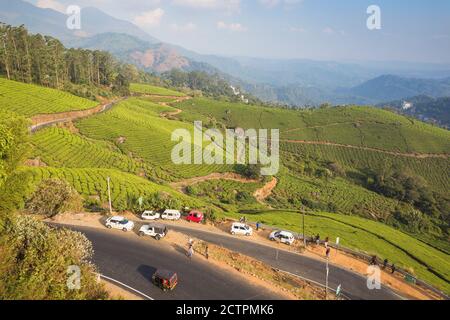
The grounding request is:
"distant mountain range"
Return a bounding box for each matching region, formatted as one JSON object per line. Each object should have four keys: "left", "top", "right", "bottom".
{"left": 3, "top": 0, "right": 450, "bottom": 109}
{"left": 342, "top": 75, "right": 450, "bottom": 104}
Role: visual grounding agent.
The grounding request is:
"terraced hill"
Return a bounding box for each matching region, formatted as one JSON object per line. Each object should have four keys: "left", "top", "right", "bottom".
{"left": 0, "top": 78, "right": 98, "bottom": 117}
{"left": 130, "top": 83, "right": 186, "bottom": 97}
{"left": 175, "top": 97, "right": 450, "bottom": 154}
{"left": 5, "top": 80, "right": 448, "bottom": 293}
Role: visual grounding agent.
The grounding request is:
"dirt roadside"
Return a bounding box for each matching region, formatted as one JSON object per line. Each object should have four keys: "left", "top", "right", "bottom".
{"left": 101, "top": 279, "right": 143, "bottom": 300}
{"left": 47, "top": 212, "right": 440, "bottom": 300}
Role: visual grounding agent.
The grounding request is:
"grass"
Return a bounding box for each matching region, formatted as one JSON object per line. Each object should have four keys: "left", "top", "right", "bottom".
{"left": 130, "top": 83, "right": 186, "bottom": 97}
{"left": 186, "top": 179, "right": 266, "bottom": 212}
{"left": 30, "top": 127, "right": 171, "bottom": 182}
{"left": 17, "top": 166, "right": 205, "bottom": 210}
{"left": 175, "top": 98, "right": 450, "bottom": 154}
{"left": 269, "top": 168, "right": 418, "bottom": 221}
{"left": 281, "top": 143, "right": 450, "bottom": 192}
{"left": 222, "top": 209, "right": 450, "bottom": 294}
{"left": 75, "top": 98, "right": 232, "bottom": 179}
{"left": 0, "top": 78, "right": 98, "bottom": 117}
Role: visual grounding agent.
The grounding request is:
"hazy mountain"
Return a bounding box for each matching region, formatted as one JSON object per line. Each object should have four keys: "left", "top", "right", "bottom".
{"left": 342, "top": 75, "right": 450, "bottom": 103}
{"left": 4, "top": 0, "right": 450, "bottom": 108}
{"left": 72, "top": 32, "right": 218, "bottom": 74}
{"left": 0, "top": 0, "right": 158, "bottom": 43}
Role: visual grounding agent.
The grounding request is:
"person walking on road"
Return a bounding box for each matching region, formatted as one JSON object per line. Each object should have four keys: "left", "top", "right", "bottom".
{"left": 324, "top": 237, "right": 329, "bottom": 249}
{"left": 187, "top": 246, "right": 194, "bottom": 259}
{"left": 315, "top": 234, "right": 320, "bottom": 245}
{"left": 326, "top": 247, "right": 331, "bottom": 259}
{"left": 256, "top": 221, "right": 260, "bottom": 231}
{"left": 383, "top": 258, "right": 388, "bottom": 270}
{"left": 391, "top": 264, "right": 396, "bottom": 274}
{"left": 370, "top": 255, "right": 378, "bottom": 266}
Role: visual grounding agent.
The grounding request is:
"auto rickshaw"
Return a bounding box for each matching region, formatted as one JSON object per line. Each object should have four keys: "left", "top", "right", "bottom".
{"left": 152, "top": 269, "right": 178, "bottom": 291}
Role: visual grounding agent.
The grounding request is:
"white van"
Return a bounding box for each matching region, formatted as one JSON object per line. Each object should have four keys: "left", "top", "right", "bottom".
{"left": 269, "top": 230, "right": 295, "bottom": 245}
{"left": 141, "top": 210, "right": 160, "bottom": 220}
{"left": 161, "top": 209, "right": 181, "bottom": 220}
{"left": 230, "top": 222, "right": 253, "bottom": 236}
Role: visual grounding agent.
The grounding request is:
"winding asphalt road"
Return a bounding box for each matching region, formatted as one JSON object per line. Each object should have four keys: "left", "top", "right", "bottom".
{"left": 63, "top": 225, "right": 282, "bottom": 300}
{"left": 63, "top": 222, "right": 405, "bottom": 300}
{"left": 166, "top": 224, "right": 405, "bottom": 300}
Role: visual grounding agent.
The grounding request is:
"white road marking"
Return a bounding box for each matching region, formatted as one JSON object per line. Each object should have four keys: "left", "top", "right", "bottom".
{"left": 100, "top": 274, "right": 155, "bottom": 300}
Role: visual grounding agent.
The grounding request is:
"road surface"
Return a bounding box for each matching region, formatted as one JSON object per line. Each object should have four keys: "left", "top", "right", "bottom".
{"left": 63, "top": 225, "right": 283, "bottom": 300}
{"left": 166, "top": 224, "right": 404, "bottom": 300}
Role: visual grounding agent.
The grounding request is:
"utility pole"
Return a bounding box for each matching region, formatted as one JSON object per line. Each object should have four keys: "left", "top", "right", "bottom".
{"left": 107, "top": 176, "right": 112, "bottom": 215}
{"left": 325, "top": 256, "right": 329, "bottom": 300}
{"left": 302, "top": 207, "right": 306, "bottom": 247}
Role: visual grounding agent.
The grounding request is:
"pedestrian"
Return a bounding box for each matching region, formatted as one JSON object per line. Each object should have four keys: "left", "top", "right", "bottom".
{"left": 391, "top": 264, "right": 396, "bottom": 274}
{"left": 326, "top": 247, "right": 331, "bottom": 259}
{"left": 383, "top": 258, "right": 388, "bottom": 269}
{"left": 256, "top": 221, "right": 260, "bottom": 231}
{"left": 370, "top": 255, "right": 378, "bottom": 266}
{"left": 324, "top": 237, "right": 329, "bottom": 248}
{"left": 187, "top": 246, "right": 194, "bottom": 259}
{"left": 315, "top": 234, "right": 320, "bottom": 245}
{"left": 239, "top": 216, "right": 244, "bottom": 223}
{"left": 205, "top": 245, "right": 209, "bottom": 260}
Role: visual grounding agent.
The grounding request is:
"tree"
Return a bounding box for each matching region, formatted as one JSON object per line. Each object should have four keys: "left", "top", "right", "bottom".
{"left": 0, "top": 215, "right": 109, "bottom": 299}
{"left": 26, "top": 179, "right": 82, "bottom": 217}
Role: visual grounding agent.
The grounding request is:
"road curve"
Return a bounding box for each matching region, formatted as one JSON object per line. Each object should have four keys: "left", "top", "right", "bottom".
{"left": 166, "top": 224, "right": 405, "bottom": 300}
{"left": 62, "top": 225, "right": 283, "bottom": 300}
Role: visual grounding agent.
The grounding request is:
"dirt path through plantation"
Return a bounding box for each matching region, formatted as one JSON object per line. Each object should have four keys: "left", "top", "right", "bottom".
{"left": 30, "top": 97, "right": 125, "bottom": 132}
{"left": 170, "top": 172, "right": 260, "bottom": 192}
{"left": 253, "top": 177, "right": 278, "bottom": 203}
{"left": 170, "top": 172, "right": 278, "bottom": 202}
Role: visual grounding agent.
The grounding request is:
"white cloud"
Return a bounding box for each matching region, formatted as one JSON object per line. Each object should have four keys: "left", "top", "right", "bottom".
{"left": 172, "top": 0, "right": 240, "bottom": 12}
{"left": 36, "top": 0, "right": 66, "bottom": 13}
{"left": 171, "top": 22, "right": 197, "bottom": 32}
{"left": 290, "top": 26, "right": 306, "bottom": 33}
{"left": 217, "top": 21, "right": 247, "bottom": 32}
{"left": 323, "top": 27, "right": 335, "bottom": 35}
{"left": 133, "top": 8, "right": 165, "bottom": 28}
{"left": 259, "top": 0, "right": 303, "bottom": 8}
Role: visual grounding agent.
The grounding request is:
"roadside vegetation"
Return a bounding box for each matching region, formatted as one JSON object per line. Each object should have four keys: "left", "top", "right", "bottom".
{"left": 0, "top": 110, "right": 108, "bottom": 299}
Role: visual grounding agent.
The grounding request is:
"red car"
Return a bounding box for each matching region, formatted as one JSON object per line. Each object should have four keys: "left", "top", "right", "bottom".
{"left": 186, "top": 210, "right": 204, "bottom": 223}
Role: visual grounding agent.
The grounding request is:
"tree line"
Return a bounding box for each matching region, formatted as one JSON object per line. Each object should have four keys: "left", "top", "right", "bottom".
{"left": 0, "top": 23, "right": 131, "bottom": 98}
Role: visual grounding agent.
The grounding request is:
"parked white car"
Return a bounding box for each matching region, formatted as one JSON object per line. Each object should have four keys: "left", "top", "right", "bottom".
{"left": 141, "top": 210, "right": 160, "bottom": 220}
{"left": 230, "top": 222, "right": 253, "bottom": 236}
{"left": 105, "top": 216, "right": 134, "bottom": 232}
{"left": 139, "top": 223, "right": 168, "bottom": 240}
{"left": 161, "top": 209, "right": 181, "bottom": 220}
{"left": 269, "top": 230, "right": 295, "bottom": 245}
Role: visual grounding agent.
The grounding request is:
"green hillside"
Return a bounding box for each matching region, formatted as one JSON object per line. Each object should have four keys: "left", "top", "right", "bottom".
{"left": 130, "top": 83, "right": 186, "bottom": 97}
{"left": 15, "top": 167, "right": 206, "bottom": 212}
{"left": 3, "top": 79, "right": 447, "bottom": 294}
{"left": 75, "top": 98, "right": 232, "bottom": 179}
{"left": 175, "top": 97, "right": 450, "bottom": 154}
{"left": 0, "top": 78, "right": 98, "bottom": 117}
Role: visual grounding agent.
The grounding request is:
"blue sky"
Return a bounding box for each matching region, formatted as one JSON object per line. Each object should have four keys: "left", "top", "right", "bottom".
{"left": 28, "top": 0, "right": 450, "bottom": 63}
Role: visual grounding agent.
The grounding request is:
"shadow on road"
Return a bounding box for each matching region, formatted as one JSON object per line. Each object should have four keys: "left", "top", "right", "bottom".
{"left": 137, "top": 264, "right": 157, "bottom": 280}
